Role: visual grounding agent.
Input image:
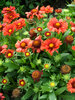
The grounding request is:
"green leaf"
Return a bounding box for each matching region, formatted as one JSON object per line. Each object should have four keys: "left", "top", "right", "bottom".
{"left": 60, "top": 94, "right": 75, "bottom": 100}
{"left": 3, "top": 62, "right": 19, "bottom": 72}
{"left": 64, "top": 61, "right": 75, "bottom": 66}
{"left": 48, "top": 92, "right": 57, "bottom": 100}
{"left": 63, "top": 29, "right": 71, "bottom": 38}
{"left": 55, "top": 87, "right": 66, "bottom": 95}
{"left": 33, "top": 94, "right": 38, "bottom": 100}
{"left": 21, "top": 89, "right": 34, "bottom": 100}
{"left": 39, "top": 94, "right": 47, "bottom": 100}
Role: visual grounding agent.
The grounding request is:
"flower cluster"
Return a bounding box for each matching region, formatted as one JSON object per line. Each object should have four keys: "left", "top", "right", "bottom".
{"left": 0, "top": 5, "right": 75, "bottom": 100}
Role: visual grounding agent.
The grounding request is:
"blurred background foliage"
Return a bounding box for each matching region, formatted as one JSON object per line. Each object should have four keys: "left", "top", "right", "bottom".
{"left": 0, "top": 0, "right": 73, "bottom": 19}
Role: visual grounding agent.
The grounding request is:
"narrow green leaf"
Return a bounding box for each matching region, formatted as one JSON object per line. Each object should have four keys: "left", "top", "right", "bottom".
{"left": 48, "top": 92, "right": 57, "bottom": 100}
{"left": 55, "top": 87, "right": 66, "bottom": 95}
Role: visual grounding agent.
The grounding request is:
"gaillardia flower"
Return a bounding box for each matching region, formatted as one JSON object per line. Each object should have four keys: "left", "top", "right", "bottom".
{"left": 41, "top": 37, "right": 62, "bottom": 56}
{"left": 5, "top": 49, "right": 14, "bottom": 58}
{"left": 19, "top": 79, "right": 26, "bottom": 87}
{"left": 25, "top": 51, "right": 30, "bottom": 57}
{"left": 29, "top": 35, "right": 43, "bottom": 53}
{"left": 55, "top": 8, "right": 62, "bottom": 13}
{"left": 47, "top": 17, "right": 68, "bottom": 34}
{"left": 0, "top": 93, "right": 5, "bottom": 100}
{"left": 67, "top": 78, "right": 75, "bottom": 93}
{"left": 29, "top": 28, "right": 37, "bottom": 39}
{"left": 3, "top": 11, "right": 19, "bottom": 23}
{"left": 65, "top": 35, "right": 74, "bottom": 44}
{"left": 37, "top": 27, "right": 42, "bottom": 32}
{"left": 2, "top": 79, "right": 7, "bottom": 84}
{"left": 3, "top": 24, "right": 15, "bottom": 36}
{"left": 2, "top": 6, "right": 15, "bottom": 14}
{"left": 32, "top": 70, "right": 43, "bottom": 81}
{"left": 44, "top": 31, "right": 51, "bottom": 37}
{"left": 13, "top": 18, "right": 26, "bottom": 31}
{"left": 12, "top": 88, "right": 20, "bottom": 98}
{"left": 15, "top": 38, "right": 31, "bottom": 52}
{"left": 61, "top": 65, "right": 71, "bottom": 74}
{"left": 72, "top": 46, "right": 75, "bottom": 51}
{"left": 0, "top": 45, "right": 8, "bottom": 54}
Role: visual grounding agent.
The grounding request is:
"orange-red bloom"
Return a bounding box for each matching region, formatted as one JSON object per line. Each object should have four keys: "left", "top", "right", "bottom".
{"left": 19, "top": 79, "right": 26, "bottom": 87}
{"left": 3, "top": 24, "right": 15, "bottom": 36}
{"left": 0, "top": 45, "right": 8, "bottom": 54}
{"left": 67, "top": 78, "right": 75, "bottom": 93}
{"left": 70, "top": 21, "right": 75, "bottom": 32}
{"left": 29, "top": 28, "right": 37, "bottom": 39}
{"left": 2, "top": 79, "right": 7, "bottom": 84}
{"left": 0, "top": 23, "right": 7, "bottom": 32}
{"left": 29, "top": 35, "right": 43, "bottom": 53}
{"left": 66, "top": 16, "right": 71, "bottom": 20}
{"left": 45, "top": 5, "right": 53, "bottom": 13}
{"left": 5, "top": 49, "right": 14, "bottom": 58}
{"left": 2, "top": 6, "right": 15, "bottom": 14}
{"left": 41, "top": 38, "right": 62, "bottom": 56}
{"left": 65, "top": 35, "right": 74, "bottom": 45}
{"left": 0, "top": 93, "right": 5, "bottom": 100}
{"left": 55, "top": 8, "right": 62, "bottom": 13}
{"left": 25, "top": 51, "right": 30, "bottom": 57}
{"left": 37, "top": 27, "right": 42, "bottom": 32}
{"left": 13, "top": 18, "right": 26, "bottom": 31}
{"left": 47, "top": 17, "right": 68, "bottom": 34}
{"left": 25, "top": 6, "right": 44, "bottom": 19}
{"left": 44, "top": 31, "right": 51, "bottom": 37}
{"left": 15, "top": 38, "right": 31, "bottom": 52}
{"left": 40, "top": 5, "right": 53, "bottom": 13}
{"left": 32, "top": 70, "right": 43, "bottom": 81}
{"left": 3, "top": 11, "right": 19, "bottom": 23}
{"left": 72, "top": 46, "right": 75, "bottom": 51}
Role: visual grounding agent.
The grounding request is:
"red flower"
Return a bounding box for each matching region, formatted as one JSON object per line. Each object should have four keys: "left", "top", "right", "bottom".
{"left": 15, "top": 38, "right": 31, "bottom": 52}
{"left": 3, "top": 24, "right": 15, "bottom": 36}
{"left": 3, "top": 11, "right": 20, "bottom": 23}
{"left": 45, "top": 5, "right": 53, "bottom": 13}
{"left": 67, "top": 78, "right": 75, "bottom": 93}
{"left": 37, "top": 27, "right": 42, "bottom": 32}
{"left": 41, "top": 38, "right": 62, "bottom": 56}
{"left": 19, "top": 79, "right": 26, "bottom": 87}
{"left": 70, "top": 21, "right": 75, "bottom": 32}
{"left": 29, "top": 35, "right": 43, "bottom": 53}
{"left": 25, "top": 51, "right": 30, "bottom": 57}
{"left": 13, "top": 18, "right": 26, "bottom": 31}
{"left": 72, "top": 46, "right": 75, "bottom": 51}
{"left": 44, "top": 31, "right": 51, "bottom": 37}
{"left": 66, "top": 16, "right": 71, "bottom": 20}
{"left": 0, "top": 93, "right": 5, "bottom": 100}
{"left": 29, "top": 28, "right": 37, "bottom": 39}
{"left": 32, "top": 70, "right": 43, "bottom": 81}
{"left": 0, "top": 45, "right": 8, "bottom": 54}
{"left": 25, "top": 6, "right": 44, "bottom": 19}
{"left": 5, "top": 49, "right": 14, "bottom": 58}
{"left": 40, "top": 5, "right": 53, "bottom": 13}
{"left": 71, "top": 27, "right": 75, "bottom": 32}
{"left": 65, "top": 35, "right": 74, "bottom": 45}
{"left": 2, "top": 79, "right": 7, "bottom": 84}
{"left": 2, "top": 6, "right": 15, "bottom": 14}
{"left": 55, "top": 8, "right": 62, "bottom": 13}
{"left": 47, "top": 17, "right": 68, "bottom": 34}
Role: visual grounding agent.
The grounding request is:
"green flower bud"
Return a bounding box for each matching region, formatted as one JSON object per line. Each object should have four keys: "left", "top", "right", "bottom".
{"left": 15, "top": 32, "right": 19, "bottom": 35}
{"left": 63, "top": 74, "right": 70, "bottom": 81}
{"left": 33, "top": 87, "right": 39, "bottom": 93}
{"left": 23, "top": 31, "right": 29, "bottom": 35}
{"left": 36, "top": 59, "right": 41, "bottom": 65}
{"left": 54, "top": 54, "right": 61, "bottom": 62}
{"left": 0, "top": 59, "right": 3, "bottom": 66}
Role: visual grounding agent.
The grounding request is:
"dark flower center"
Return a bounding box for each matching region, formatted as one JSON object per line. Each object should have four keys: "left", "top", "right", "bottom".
{"left": 32, "top": 40, "right": 41, "bottom": 48}
{"left": 20, "top": 42, "right": 27, "bottom": 48}
{"left": 54, "top": 22, "right": 61, "bottom": 28}
{"left": 72, "top": 82, "right": 75, "bottom": 88}
{"left": 0, "top": 46, "right": 2, "bottom": 52}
